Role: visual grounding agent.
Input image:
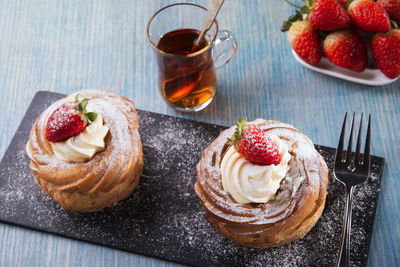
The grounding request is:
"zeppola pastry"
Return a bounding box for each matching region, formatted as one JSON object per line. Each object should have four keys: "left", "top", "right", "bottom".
{"left": 195, "top": 118, "right": 328, "bottom": 248}
{"left": 26, "top": 90, "right": 143, "bottom": 212}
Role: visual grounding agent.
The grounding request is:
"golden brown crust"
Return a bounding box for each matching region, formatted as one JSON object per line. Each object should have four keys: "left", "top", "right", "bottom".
{"left": 195, "top": 119, "right": 329, "bottom": 248}
{"left": 26, "top": 90, "right": 143, "bottom": 212}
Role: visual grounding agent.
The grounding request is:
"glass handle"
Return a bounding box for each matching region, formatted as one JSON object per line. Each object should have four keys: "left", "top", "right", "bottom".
{"left": 212, "top": 30, "right": 237, "bottom": 69}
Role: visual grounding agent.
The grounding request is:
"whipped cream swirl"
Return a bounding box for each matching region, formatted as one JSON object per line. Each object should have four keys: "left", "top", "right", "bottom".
{"left": 50, "top": 113, "right": 109, "bottom": 162}
{"left": 221, "top": 134, "right": 291, "bottom": 204}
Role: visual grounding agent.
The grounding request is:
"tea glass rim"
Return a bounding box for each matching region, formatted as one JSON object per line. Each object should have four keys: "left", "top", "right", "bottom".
{"left": 146, "top": 3, "right": 219, "bottom": 59}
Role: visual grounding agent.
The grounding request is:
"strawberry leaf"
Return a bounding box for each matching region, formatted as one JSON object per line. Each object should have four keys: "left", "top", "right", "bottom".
{"left": 80, "top": 113, "right": 88, "bottom": 124}
{"left": 227, "top": 118, "right": 247, "bottom": 145}
{"left": 305, "top": 0, "right": 314, "bottom": 8}
{"left": 281, "top": 20, "right": 292, "bottom": 32}
{"left": 86, "top": 112, "right": 98, "bottom": 122}
{"left": 299, "top": 5, "right": 310, "bottom": 14}
{"left": 79, "top": 98, "right": 89, "bottom": 112}
{"left": 289, "top": 11, "right": 303, "bottom": 22}
{"left": 282, "top": 10, "right": 305, "bottom": 31}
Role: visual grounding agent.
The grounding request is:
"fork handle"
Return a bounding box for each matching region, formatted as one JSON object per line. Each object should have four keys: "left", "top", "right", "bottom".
{"left": 337, "top": 186, "right": 354, "bottom": 267}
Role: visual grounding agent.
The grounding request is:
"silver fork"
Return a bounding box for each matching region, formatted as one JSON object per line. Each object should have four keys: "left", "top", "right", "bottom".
{"left": 334, "top": 113, "right": 371, "bottom": 267}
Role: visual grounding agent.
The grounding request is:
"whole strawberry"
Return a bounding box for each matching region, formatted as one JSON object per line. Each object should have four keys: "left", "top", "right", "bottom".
{"left": 308, "top": 0, "right": 350, "bottom": 31}
{"left": 377, "top": 0, "right": 400, "bottom": 26}
{"left": 348, "top": 0, "right": 391, "bottom": 32}
{"left": 227, "top": 118, "right": 281, "bottom": 166}
{"left": 323, "top": 30, "right": 368, "bottom": 72}
{"left": 45, "top": 95, "right": 98, "bottom": 142}
{"left": 287, "top": 20, "right": 322, "bottom": 65}
{"left": 371, "top": 29, "right": 400, "bottom": 79}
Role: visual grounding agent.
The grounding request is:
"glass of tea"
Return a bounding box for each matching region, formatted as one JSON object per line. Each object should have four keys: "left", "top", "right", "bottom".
{"left": 147, "top": 3, "right": 237, "bottom": 112}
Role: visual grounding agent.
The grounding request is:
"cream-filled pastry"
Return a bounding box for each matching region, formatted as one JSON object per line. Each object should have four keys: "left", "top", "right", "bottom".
{"left": 26, "top": 89, "right": 143, "bottom": 212}
{"left": 195, "top": 118, "right": 328, "bottom": 248}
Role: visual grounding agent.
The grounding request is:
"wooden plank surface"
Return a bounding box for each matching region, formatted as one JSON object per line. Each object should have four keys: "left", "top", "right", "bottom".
{"left": 0, "top": 0, "right": 398, "bottom": 266}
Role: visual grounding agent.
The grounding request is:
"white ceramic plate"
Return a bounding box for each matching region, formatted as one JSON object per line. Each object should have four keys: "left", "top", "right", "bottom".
{"left": 291, "top": 49, "right": 399, "bottom": 86}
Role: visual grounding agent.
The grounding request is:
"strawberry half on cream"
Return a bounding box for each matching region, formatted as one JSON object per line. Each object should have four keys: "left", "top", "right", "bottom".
{"left": 222, "top": 118, "right": 291, "bottom": 204}
{"left": 45, "top": 94, "right": 109, "bottom": 162}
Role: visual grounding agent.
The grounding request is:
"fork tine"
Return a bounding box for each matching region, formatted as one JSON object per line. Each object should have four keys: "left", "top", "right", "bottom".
{"left": 354, "top": 113, "right": 363, "bottom": 166}
{"left": 335, "top": 112, "right": 347, "bottom": 164}
{"left": 364, "top": 114, "right": 371, "bottom": 170}
{"left": 345, "top": 113, "right": 355, "bottom": 163}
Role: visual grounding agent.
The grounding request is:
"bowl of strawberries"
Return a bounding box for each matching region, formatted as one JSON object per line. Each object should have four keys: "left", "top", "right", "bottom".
{"left": 282, "top": 0, "right": 400, "bottom": 85}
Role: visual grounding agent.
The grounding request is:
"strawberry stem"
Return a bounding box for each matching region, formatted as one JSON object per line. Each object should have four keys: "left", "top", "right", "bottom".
{"left": 227, "top": 118, "right": 247, "bottom": 145}
{"left": 281, "top": 0, "right": 312, "bottom": 32}
{"left": 284, "top": 0, "right": 302, "bottom": 9}
{"left": 284, "top": 0, "right": 311, "bottom": 13}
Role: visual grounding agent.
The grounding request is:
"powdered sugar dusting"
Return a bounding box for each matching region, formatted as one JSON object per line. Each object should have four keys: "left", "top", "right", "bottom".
{"left": 28, "top": 91, "right": 135, "bottom": 170}
{"left": 196, "top": 119, "right": 328, "bottom": 229}
{"left": 25, "top": 90, "right": 142, "bottom": 209}
{"left": 0, "top": 92, "right": 385, "bottom": 267}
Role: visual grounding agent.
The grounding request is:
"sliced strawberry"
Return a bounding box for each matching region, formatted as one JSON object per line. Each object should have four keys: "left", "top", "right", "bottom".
{"left": 308, "top": 0, "right": 350, "bottom": 31}
{"left": 372, "top": 29, "right": 400, "bottom": 79}
{"left": 227, "top": 118, "right": 281, "bottom": 166}
{"left": 348, "top": 0, "right": 391, "bottom": 32}
{"left": 323, "top": 30, "right": 368, "bottom": 72}
{"left": 287, "top": 20, "right": 322, "bottom": 65}
{"left": 45, "top": 95, "right": 98, "bottom": 142}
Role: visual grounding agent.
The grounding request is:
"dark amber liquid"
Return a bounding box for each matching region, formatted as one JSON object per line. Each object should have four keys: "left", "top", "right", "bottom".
{"left": 156, "top": 29, "right": 216, "bottom": 109}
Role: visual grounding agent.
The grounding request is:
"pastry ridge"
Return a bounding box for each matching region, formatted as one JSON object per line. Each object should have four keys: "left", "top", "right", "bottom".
{"left": 195, "top": 119, "right": 328, "bottom": 248}
{"left": 26, "top": 89, "right": 143, "bottom": 212}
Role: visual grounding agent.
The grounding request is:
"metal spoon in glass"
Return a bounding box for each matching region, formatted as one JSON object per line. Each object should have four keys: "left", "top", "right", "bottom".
{"left": 191, "top": 0, "right": 225, "bottom": 51}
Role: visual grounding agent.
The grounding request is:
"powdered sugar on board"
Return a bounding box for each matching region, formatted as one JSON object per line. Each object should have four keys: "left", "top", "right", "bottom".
{"left": 0, "top": 91, "right": 385, "bottom": 267}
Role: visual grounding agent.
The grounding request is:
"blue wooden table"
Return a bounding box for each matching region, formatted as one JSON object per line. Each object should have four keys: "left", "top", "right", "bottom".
{"left": 0, "top": 0, "right": 398, "bottom": 266}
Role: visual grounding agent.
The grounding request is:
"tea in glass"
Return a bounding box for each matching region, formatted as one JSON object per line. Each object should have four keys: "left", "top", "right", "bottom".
{"left": 156, "top": 29, "right": 216, "bottom": 110}
{"left": 147, "top": 3, "right": 237, "bottom": 112}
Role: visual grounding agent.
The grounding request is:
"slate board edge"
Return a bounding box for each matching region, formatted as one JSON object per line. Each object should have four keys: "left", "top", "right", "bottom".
{"left": 314, "top": 145, "right": 385, "bottom": 267}
{"left": 0, "top": 91, "right": 386, "bottom": 267}
{"left": 0, "top": 219, "right": 196, "bottom": 267}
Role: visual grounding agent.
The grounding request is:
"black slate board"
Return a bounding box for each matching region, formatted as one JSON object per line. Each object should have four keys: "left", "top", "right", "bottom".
{"left": 0, "top": 91, "right": 385, "bottom": 267}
